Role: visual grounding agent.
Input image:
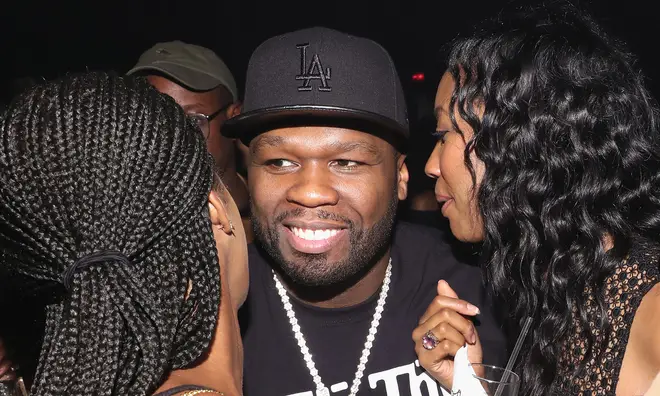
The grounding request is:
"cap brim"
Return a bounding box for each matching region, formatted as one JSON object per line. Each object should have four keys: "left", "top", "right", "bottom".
{"left": 223, "top": 105, "right": 408, "bottom": 152}
{"left": 127, "top": 63, "right": 221, "bottom": 92}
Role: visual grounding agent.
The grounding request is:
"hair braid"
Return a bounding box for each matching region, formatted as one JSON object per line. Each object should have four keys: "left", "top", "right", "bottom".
{"left": 0, "top": 72, "right": 221, "bottom": 395}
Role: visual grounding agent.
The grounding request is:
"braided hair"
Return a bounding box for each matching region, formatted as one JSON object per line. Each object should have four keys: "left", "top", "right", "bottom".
{"left": 0, "top": 72, "right": 221, "bottom": 395}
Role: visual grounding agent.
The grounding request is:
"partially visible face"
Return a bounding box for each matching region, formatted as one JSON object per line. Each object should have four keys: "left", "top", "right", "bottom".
{"left": 425, "top": 72, "right": 485, "bottom": 242}
{"left": 211, "top": 185, "right": 249, "bottom": 308}
{"left": 146, "top": 75, "right": 236, "bottom": 174}
{"left": 249, "top": 127, "right": 408, "bottom": 287}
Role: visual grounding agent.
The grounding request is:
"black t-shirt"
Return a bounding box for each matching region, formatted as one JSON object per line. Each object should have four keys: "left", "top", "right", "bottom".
{"left": 239, "top": 222, "right": 507, "bottom": 396}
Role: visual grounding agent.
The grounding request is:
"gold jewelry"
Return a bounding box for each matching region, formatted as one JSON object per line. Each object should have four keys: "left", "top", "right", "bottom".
{"left": 220, "top": 220, "right": 235, "bottom": 235}
{"left": 178, "top": 390, "right": 225, "bottom": 396}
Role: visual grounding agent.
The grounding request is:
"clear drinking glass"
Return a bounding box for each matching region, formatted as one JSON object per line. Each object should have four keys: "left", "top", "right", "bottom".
{"left": 469, "top": 364, "right": 520, "bottom": 396}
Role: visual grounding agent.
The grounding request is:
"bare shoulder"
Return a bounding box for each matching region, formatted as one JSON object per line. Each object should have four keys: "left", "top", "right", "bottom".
{"left": 632, "top": 282, "right": 660, "bottom": 365}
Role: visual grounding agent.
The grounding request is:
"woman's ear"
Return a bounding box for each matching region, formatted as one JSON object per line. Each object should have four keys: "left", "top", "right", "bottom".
{"left": 208, "top": 190, "right": 234, "bottom": 236}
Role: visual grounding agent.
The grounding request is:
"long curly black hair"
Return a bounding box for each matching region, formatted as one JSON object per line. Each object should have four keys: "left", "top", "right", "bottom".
{"left": 0, "top": 72, "right": 220, "bottom": 395}
{"left": 444, "top": 1, "right": 660, "bottom": 394}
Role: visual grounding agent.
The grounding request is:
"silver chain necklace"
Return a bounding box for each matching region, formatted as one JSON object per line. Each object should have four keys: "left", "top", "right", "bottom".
{"left": 272, "top": 258, "right": 393, "bottom": 396}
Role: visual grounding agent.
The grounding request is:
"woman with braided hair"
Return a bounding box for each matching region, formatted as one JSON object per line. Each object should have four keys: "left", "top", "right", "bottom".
{"left": 0, "top": 71, "right": 248, "bottom": 395}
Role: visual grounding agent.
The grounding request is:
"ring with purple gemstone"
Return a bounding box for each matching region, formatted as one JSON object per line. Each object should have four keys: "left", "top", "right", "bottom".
{"left": 421, "top": 330, "right": 440, "bottom": 350}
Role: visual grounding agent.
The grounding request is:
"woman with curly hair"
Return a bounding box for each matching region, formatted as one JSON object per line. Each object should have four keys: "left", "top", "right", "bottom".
{"left": 0, "top": 71, "right": 248, "bottom": 395}
{"left": 413, "top": 1, "right": 660, "bottom": 395}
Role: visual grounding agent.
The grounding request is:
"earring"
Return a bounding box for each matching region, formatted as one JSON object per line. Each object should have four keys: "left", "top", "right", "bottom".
{"left": 221, "top": 220, "right": 235, "bottom": 235}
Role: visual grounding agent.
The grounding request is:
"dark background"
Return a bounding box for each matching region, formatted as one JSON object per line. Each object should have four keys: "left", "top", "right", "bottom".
{"left": 2, "top": 0, "right": 658, "bottom": 103}
{"left": 1, "top": 0, "right": 658, "bottom": 211}
{"left": 0, "top": 0, "right": 657, "bottom": 375}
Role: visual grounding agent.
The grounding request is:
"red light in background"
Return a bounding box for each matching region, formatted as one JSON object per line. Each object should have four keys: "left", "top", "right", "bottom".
{"left": 412, "top": 73, "right": 425, "bottom": 81}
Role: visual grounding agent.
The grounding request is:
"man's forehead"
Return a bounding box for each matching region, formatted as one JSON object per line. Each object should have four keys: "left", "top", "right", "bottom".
{"left": 249, "top": 127, "right": 389, "bottom": 154}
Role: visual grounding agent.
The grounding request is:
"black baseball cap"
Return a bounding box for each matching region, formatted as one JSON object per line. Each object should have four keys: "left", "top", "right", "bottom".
{"left": 223, "top": 27, "right": 409, "bottom": 151}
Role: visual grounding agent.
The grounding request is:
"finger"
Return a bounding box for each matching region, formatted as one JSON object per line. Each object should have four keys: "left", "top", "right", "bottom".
{"left": 415, "top": 308, "right": 477, "bottom": 344}
{"left": 414, "top": 322, "right": 465, "bottom": 349}
{"left": 428, "top": 322, "right": 467, "bottom": 348}
{"left": 416, "top": 338, "right": 464, "bottom": 365}
{"left": 419, "top": 294, "right": 480, "bottom": 325}
{"left": 415, "top": 308, "right": 468, "bottom": 341}
{"left": 438, "top": 280, "right": 480, "bottom": 314}
{"left": 437, "top": 280, "right": 459, "bottom": 298}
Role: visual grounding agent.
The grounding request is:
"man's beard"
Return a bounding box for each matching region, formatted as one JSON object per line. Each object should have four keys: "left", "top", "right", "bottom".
{"left": 251, "top": 185, "right": 399, "bottom": 289}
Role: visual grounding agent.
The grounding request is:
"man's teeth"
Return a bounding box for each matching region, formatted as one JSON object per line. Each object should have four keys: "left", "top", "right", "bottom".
{"left": 291, "top": 227, "right": 339, "bottom": 240}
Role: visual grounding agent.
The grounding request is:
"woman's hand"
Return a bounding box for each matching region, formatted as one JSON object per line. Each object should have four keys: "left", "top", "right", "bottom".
{"left": 413, "top": 280, "right": 483, "bottom": 389}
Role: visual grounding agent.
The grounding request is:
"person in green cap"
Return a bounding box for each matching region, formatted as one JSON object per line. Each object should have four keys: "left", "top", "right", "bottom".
{"left": 127, "top": 41, "right": 252, "bottom": 242}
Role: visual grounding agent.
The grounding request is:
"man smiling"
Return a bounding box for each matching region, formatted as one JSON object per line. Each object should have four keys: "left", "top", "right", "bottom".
{"left": 224, "top": 27, "right": 507, "bottom": 396}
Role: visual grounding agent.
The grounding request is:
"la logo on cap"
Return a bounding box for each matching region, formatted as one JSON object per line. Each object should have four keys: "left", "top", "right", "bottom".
{"left": 295, "top": 43, "right": 332, "bottom": 92}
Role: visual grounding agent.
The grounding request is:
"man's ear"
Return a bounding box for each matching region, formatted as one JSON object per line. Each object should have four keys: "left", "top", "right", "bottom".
{"left": 227, "top": 101, "right": 242, "bottom": 119}
{"left": 208, "top": 190, "right": 233, "bottom": 235}
{"left": 397, "top": 154, "right": 409, "bottom": 201}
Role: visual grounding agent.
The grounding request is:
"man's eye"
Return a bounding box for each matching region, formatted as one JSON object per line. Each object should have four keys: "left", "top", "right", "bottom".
{"left": 331, "top": 160, "right": 361, "bottom": 169}
{"left": 265, "top": 159, "right": 296, "bottom": 168}
{"left": 187, "top": 114, "right": 206, "bottom": 127}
